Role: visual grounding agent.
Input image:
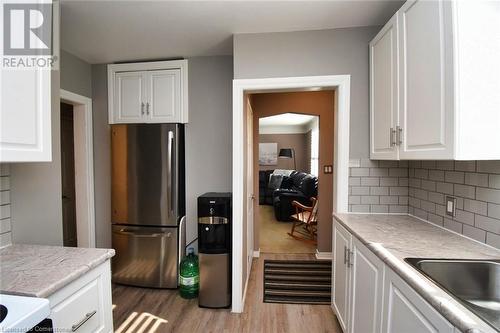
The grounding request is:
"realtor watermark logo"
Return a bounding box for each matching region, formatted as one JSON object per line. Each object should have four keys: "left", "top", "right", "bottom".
{"left": 2, "top": 1, "right": 57, "bottom": 69}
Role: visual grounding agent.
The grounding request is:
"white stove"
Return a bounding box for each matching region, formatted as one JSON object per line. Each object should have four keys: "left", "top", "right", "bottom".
{"left": 0, "top": 294, "right": 50, "bottom": 333}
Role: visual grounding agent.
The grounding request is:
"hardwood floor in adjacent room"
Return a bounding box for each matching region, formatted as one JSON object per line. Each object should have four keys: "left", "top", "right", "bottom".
{"left": 259, "top": 206, "right": 316, "bottom": 254}
{"left": 112, "top": 253, "right": 341, "bottom": 333}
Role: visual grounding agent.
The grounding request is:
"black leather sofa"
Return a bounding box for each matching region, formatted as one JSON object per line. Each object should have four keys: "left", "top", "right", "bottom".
{"left": 272, "top": 171, "right": 318, "bottom": 222}
{"left": 259, "top": 170, "right": 275, "bottom": 205}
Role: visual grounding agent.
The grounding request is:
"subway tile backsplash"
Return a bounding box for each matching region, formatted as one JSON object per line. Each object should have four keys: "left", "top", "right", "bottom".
{"left": 0, "top": 164, "right": 12, "bottom": 247}
{"left": 349, "top": 159, "right": 500, "bottom": 250}
{"left": 408, "top": 160, "right": 500, "bottom": 249}
{"left": 349, "top": 159, "right": 409, "bottom": 214}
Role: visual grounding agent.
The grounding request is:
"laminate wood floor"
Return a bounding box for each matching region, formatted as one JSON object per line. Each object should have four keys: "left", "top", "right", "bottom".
{"left": 112, "top": 253, "right": 341, "bottom": 333}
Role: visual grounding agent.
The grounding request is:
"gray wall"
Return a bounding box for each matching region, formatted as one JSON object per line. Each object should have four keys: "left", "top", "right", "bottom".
{"left": 11, "top": 67, "right": 64, "bottom": 245}
{"left": 10, "top": 50, "right": 93, "bottom": 246}
{"left": 259, "top": 133, "right": 309, "bottom": 173}
{"left": 60, "top": 50, "right": 92, "bottom": 98}
{"left": 89, "top": 56, "right": 233, "bottom": 249}
{"left": 185, "top": 56, "right": 233, "bottom": 245}
{"left": 233, "top": 26, "right": 380, "bottom": 158}
{"left": 91, "top": 64, "right": 112, "bottom": 248}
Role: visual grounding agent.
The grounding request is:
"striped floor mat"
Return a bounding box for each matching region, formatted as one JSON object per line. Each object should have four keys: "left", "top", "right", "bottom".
{"left": 263, "top": 259, "right": 332, "bottom": 305}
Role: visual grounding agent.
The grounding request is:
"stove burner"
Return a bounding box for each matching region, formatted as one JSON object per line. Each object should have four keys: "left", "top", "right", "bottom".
{"left": 0, "top": 304, "right": 7, "bottom": 324}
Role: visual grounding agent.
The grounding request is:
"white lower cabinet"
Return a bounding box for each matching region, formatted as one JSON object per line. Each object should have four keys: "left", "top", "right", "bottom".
{"left": 382, "top": 269, "right": 454, "bottom": 333}
{"left": 332, "top": 221, "right": 455, "bottom": 333}
{"left": 332, "top": 222, "right": 351, "bottom": 331}
{"left": 349, "top": 237, "right": 384, "bottom": 333}
{"left": 48, "top": 261, "right": 113, "bottom": 333}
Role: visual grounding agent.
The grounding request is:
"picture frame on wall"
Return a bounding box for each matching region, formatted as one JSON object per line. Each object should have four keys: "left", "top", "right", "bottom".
{"left": 259, "top": 143, "right": 278, "bottom": 165}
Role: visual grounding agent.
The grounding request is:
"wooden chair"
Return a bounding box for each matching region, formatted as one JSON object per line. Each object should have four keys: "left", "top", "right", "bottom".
{"left": 287, "top": 197, "right": 318, "bottom": 243}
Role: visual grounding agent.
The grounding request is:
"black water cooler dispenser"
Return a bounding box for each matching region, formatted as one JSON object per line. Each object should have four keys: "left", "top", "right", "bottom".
{"left": 198, "top": 193, "right": 232, "bottom": 308}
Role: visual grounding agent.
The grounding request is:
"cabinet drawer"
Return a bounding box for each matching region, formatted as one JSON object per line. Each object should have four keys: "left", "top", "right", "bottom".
{"left": 51, "top": 278, "right": 103, "bottom": 333}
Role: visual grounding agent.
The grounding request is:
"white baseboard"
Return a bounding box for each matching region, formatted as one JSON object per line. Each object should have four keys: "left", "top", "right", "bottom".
{"left": 315, "top": 249, "right": 332, "bottom": 260}
{"left": 253, "top": 249, "right": 260, "bottom": 258}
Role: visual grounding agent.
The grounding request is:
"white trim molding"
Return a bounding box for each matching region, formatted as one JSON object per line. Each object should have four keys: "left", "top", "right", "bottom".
{"left": 316, "top": 249, "right": 333, "bottom": 260}
{"left": 232, "top": 75, "right": 351, "bottom": 313}
{"left": 60, "top": 89, "right": 96, "bottom": 248}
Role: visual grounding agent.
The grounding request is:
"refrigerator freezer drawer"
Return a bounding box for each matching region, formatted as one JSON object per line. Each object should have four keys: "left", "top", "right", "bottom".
{"left": 199, "top": 253, "right": 231, "bottom": 308}
{"left": 112, "top": 225, "right": 178, "bottom": 288}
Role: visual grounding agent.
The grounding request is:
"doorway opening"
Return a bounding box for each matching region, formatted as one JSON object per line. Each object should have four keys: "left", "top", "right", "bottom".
{"left": 60, "top": 90, "right": 96, "bottom": 248}
{"left": 232, "top": 75, "right": 350, "bottom": 313}
{"left": 255, "top": 104, "right": 324, "bottom": 254}
{"left": 60, "top": 102, "right": 77, "bottom": 246}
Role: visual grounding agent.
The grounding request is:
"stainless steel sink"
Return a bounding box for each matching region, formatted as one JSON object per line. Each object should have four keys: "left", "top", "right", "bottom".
{"left": 405, "top": 258, "right": 500, "bottom": 332}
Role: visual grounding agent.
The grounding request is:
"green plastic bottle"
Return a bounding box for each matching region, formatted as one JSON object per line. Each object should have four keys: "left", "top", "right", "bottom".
{"left": 179, "top": 247, "right": 199, "bottom": 299}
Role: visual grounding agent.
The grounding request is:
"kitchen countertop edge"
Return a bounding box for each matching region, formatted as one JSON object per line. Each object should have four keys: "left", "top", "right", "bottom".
{"left": 1, "top": 245, "right": 115, "bottom": 299}
{"left": 333, "top": 213, "right": 497, "bottom": 333}
{"left": 32, "top": 249, "right": 115, "bottom": 298}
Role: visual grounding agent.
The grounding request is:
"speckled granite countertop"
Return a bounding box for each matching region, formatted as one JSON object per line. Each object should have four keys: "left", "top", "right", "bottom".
{"left": 0, "top": 244, "right": 115, "bottom": 298}
{"left": 334, "top": 214, "right": 500, "bottom": 333}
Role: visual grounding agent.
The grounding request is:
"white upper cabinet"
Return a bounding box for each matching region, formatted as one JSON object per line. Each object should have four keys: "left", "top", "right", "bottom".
{"left": 0, "top": 2, "right": 59, "bottom": 162}
{"left": 370, "top": 0, "right": 500, "bottom": 160}
{"left": 108, "top": 60, "right": 188, "bottom": 124}
{"left": 398, "top": 0, "right": 453, "bottom": 159}
{"left": 370, "top": 14, "right": 399, "bottom": 160}
{"left": 114, "top": 72, "right": 146, "bottom": 123}
{"left": 148, "top": 69, "right": 181, "bottom": 123}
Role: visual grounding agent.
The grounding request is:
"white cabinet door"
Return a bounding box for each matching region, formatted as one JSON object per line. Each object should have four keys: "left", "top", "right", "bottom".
{"left": 382, "top": 269, "right": 454, "bottom": 333}
{"left": 398, "top": 0, "right": 454, "bottom": 159}
{"left": 147, "top": 69, "right": 181, "bottom": 123}
{"left": 349, "top": 237, "right": 384, "bottom": 333}
{"left": 49, "top": 261, "right": 113, "bottom": 333}
{"left": 332, "top": 222, "right": 351, "bottom": 332}
{"left": 370, "top": 14, "right": 398, "bottom": 160}
{"left": 0, "top": 69, "right": 51, "bottom": 162}
{"left": 113, "top": 72, "right": 146, "bottom": 123}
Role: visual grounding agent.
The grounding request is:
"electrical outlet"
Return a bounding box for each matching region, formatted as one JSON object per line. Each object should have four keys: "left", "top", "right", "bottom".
{"left": 323, "top": 165, "right": 333, "bottom": 174}
{"left": 446, "top": 196, "right": 456, "bottom": 217}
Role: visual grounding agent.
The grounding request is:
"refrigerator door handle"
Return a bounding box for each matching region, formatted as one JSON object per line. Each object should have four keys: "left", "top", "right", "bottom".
{"left": 167, "top": 130, "right": 174, "bottom": 217}
{"left": 116, "top": 228, "right": 172, "bottom": 238}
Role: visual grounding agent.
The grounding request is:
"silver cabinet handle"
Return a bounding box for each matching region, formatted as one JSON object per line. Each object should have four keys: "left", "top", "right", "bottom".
{"left": 344, "top": 246, "right": 348, "bottom": 265}
{"left": 396, "top": 126, "right": 403, "bottom": 146}
{"left": 390, "top": 127, "right": 396, "bottom": 147}
{"left": 72, "top": 310, "right": 96, "bottom": 332}
{"left": 146, "top": 102, "right": 150, "bottom": 115}
{"left": 141, "top": 102, "right": 145, "bottom": 115}
{"left": 349, "top": 249, "right": 354, "bottom": 267}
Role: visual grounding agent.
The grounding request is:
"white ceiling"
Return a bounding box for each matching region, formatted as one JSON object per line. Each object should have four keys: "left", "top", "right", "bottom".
{"left": 60, "top": 0, "right": 403, "bottom": 64}
{"left": 259, "top": 113, "right": 317, "bottom": 134}
{"left": 260, "top": 113, "right": 315, "bottom": 127}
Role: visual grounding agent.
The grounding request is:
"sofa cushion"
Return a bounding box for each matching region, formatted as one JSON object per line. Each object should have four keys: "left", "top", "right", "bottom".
{"left": 299, "top": 175, "right": 318, "bottom": 198}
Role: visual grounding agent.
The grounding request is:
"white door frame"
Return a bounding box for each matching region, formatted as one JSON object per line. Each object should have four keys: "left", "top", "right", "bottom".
{"left": 232, "top": 75, "right": 351, "bottom": 313}
{"left": 60, "top": 89, "right": 96, "bottom": 248}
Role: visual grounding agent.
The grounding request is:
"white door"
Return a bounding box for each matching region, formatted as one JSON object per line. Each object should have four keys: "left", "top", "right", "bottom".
{"left": 114, "top": 72, "right": 146, "bottom": 123}
{"left": 246, "top": 98, "right": 254, "bottom": 275}
{"left": 398, "top": 0, "right": 454, "bottom": 159}
{"left": 332, "top": 222, "right": 351, "bottom": 332}
{"left": 382, "top": 269, "right": 454, "bottom": 333}
{"left": 370, "top": 14, "right": 399, "bottom": 160}
{"left": 349, "top": 237, "right": 384, "bottom": 333}
{"left": 147, "top": 69, "right": 181, "bottom": 123}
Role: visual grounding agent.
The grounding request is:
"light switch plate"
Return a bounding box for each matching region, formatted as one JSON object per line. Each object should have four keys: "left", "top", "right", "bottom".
{"left": 445, "top": 196, "right": 456, "bottom": 217}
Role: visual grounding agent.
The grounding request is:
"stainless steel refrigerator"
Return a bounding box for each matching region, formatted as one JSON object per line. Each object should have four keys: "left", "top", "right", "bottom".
{"left": 111, "top": 123, "right": 185, "bottom": 288}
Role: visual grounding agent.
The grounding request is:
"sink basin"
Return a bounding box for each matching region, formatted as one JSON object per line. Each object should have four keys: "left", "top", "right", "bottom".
{"left": 405, "top": 258, "right": 500, "bottom": 332}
